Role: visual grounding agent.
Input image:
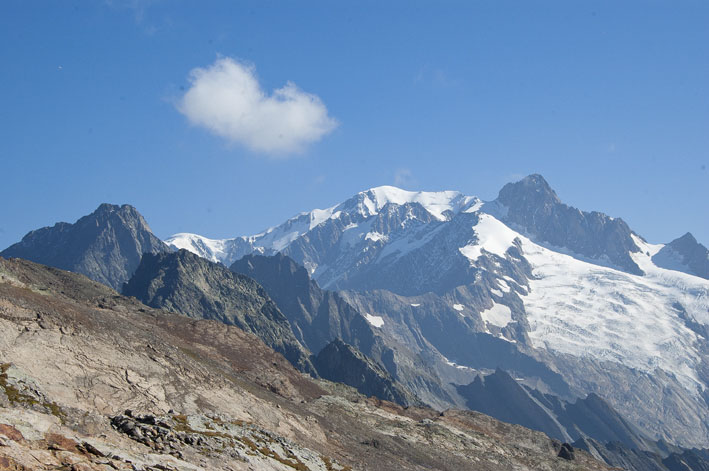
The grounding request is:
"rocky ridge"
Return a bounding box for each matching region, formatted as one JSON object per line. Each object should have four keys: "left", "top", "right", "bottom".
{"left": 493, "top": 174, "right": 643, "bottom": 274}
{"left": 230, "top": 253, "right": 377, "bottom": 356}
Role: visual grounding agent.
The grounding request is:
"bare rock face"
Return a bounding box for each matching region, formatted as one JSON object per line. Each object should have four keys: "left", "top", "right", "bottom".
{"left": 123, "top": 249, "right": 316, "bottom": 375}
{"left": 0, "top": 257, "right": 616, "bottom": 471}
{"left": 0, "top": 203, "right": 171, "bottom": 290}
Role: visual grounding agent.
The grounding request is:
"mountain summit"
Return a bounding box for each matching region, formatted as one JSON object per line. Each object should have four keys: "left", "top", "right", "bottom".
{"left": 496, "top": 174, "right": 562, "bottom": 208}
{"left": 494, "top": 174, "right": 642, "bottom": 274}
{"left": 1, "top": 203, "right": 170, "bottom": 290}
{"left": 652, "top": 232, "right": 709, "bottom": 280}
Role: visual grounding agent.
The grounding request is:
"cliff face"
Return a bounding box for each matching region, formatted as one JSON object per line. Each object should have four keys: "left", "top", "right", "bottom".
{"left": 495, "top": 174, "right": 642, "bottom": 274}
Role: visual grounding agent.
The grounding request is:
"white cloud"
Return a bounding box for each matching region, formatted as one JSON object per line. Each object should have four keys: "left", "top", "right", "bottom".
{"left": 177, "top": 57, "right": 338, "bottom": 155}
{"left": 394, "top": 168, "right": 416, "bottom": 188}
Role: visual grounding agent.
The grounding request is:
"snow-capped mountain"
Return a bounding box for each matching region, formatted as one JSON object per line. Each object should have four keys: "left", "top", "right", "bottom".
{"left": 166, "top": 186, "right": 481, "bottom": 268}
{"left": 167, "top": 175, "right": 709, "bottom": 447}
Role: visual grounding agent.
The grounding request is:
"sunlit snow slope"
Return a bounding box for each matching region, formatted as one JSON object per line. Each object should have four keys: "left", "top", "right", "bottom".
{"left": 521, "top": 231, "right": 708, "bottom": 393}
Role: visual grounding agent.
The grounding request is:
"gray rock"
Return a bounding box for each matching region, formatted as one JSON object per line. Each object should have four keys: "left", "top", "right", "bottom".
{"left": 230, "top": 253, "right": 377, "bottom": 355}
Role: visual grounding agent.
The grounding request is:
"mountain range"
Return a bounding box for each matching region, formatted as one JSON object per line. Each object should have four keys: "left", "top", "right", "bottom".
{"left": 2, "top": 173, "right": 709, "bottom": 470}
{"left": 166, "top": 174, "right": 709, "bottom": 447}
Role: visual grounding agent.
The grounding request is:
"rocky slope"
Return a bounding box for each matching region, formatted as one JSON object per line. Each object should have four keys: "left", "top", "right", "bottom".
{"left": 457, "top": 370, "right": 709, "bottom": 470}
{"left": 0, "top": 203, "right": 170, "bottom": 290}
{"left": 0, "top": 256, "right": 615, "bottom": 470}
{"left": 453, "top": 368, "right": 709, "bottom": 470}
{"left": 231, "top": 253, "right": 462, "bottom": 412}
{"left": 122, "top": 249, "right": 316, "bottom": 375}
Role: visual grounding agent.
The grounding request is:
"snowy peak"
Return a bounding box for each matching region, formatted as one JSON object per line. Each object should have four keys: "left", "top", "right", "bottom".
{"left": 164, "top": 174, "right": 698, "bottom": 282}
{"left": 165, "top": 233, "right": 233, "bottom": 264}
{"left": 165, "top": 185, "right": 483, "bottom": 267}
{"left": 351, "top": 186, "right": 479, "bottom": 221}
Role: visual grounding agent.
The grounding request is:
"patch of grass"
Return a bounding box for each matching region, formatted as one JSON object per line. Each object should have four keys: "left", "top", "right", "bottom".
{"left": 321, "top": 455, "right": 352, "bottom": 471}
{"left": 234, "top": 434, "right": 308, "bottom": 470}
{"left": 0, "top": 363, "right": 66, "bottom": 423}
{"left": 171, "top": 415, "right": 231, "bottom": 439}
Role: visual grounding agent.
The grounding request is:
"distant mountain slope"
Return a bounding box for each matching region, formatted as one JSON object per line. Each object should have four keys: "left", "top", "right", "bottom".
{"left": 314, "top": 338, "right": 417, "bottom": 407}
{"left": 459, "top": 369, "right": 709, "bottom": 471}
{"left": 457, "top": 369, "right": 651, "bottom": 448}
{"left": 0, "top": 203, "right": 170, "bottom": 290}
{"left": 122, "top": 249, "right": 316, "bottom": 375}
{"left": 653, "top": 232, "right": 709, "bottom": 279}
{"left": 231, "top": 252, "right": 460, "bottom": 410}
{"left": 230, "top": 252, "right": 377, "bottom": 355}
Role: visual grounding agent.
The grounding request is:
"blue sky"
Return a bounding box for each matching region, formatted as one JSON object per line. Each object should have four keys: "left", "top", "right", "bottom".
{"left": 1, "top": 1, "right": 707, "bottom": 249}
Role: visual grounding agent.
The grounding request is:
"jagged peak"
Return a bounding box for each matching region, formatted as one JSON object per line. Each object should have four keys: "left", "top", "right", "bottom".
{"left": 496, "top": 174, "right": 561, "bottom": 207}
{"left": 672, "top": 232, "right": 698, "bottom": 245}
{"left": 93, "top": 203, "right": 140, "bottom": 215}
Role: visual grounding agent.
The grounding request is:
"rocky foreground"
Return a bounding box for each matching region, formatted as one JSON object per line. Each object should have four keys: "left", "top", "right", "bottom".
{"left": 0, "top": 257, "right": 613, "bottom": 470}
